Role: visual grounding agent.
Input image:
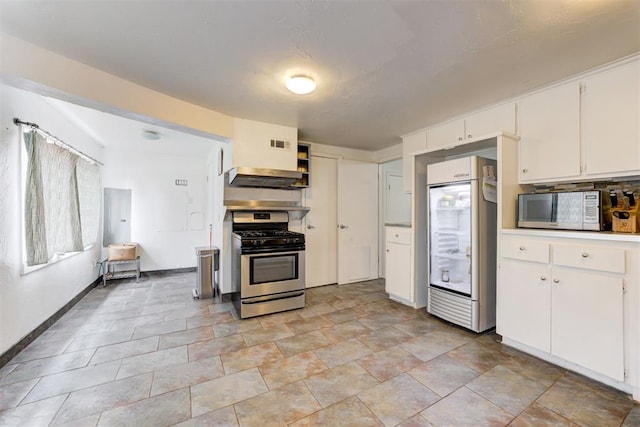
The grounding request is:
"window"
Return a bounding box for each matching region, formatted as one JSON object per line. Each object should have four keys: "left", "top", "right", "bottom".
{"left": 21, "top": 130, "right": 101, "bottom": 270}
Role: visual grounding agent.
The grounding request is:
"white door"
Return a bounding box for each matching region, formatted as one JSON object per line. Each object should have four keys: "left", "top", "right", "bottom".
{"left": 304, "top": 156, "right": 338, "bottom": 288}
{"left": 337, "top": 159, "right": 379, "bottom": 285}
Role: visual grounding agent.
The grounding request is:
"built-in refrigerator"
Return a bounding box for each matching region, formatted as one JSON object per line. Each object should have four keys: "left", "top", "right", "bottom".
{"left": 427, "top": 156, "right": 497, "bottom": 333}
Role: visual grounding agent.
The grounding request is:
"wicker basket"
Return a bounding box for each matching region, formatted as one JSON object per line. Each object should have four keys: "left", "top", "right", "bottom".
{"left": 107, "top": 243, "right": 138, "bottom": 261}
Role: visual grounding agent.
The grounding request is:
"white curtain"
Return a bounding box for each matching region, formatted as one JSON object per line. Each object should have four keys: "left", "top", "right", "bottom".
{"left": 24, "top": 131, "right": 101, "bottom": 266}
{"left": 76, "top": 160, "right": 101, "bottom": 247}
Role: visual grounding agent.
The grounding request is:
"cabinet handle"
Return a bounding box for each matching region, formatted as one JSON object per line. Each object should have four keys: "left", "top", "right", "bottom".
{"left": 467, "top": 134, "right": 472, "bottom": 138}
{"left": 540, "top": 276, "right": 547, "bottom": 281}
{"left": 519, "top": 246, "right": 525, "bottom": 251}
{"left": 306, "top": 224, "right": 316, "bottom": 229}
{"left": 395, "top": 234, "right": 399, "bottom": 238}
{"left": 581, "top": 252, "right": 589, "bottom": 258}
{"left": 553, "top": 278, "right": 560, "bottom": 283}
{"left": 386, "top": 249, "right": 390, "bottom": 252}
{"left": 458, "top": 137, "right": 463, "bottom": 141}
{"left": 522, "top": 168, "right": 528, "bottom": 173}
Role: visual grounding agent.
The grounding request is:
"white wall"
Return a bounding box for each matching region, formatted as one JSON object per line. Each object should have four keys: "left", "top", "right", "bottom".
{"left": 232, "top": 118, "right": 297, "bottom": 171}
{"left": 0, "top": 85, "right": 104, "bottom": 356}
{"left": 101, "top": 146, "right": 216, "bottom": 272}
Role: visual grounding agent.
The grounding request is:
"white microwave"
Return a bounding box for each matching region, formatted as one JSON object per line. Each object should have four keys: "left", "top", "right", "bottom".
{"left": 517, "top": 190, "right": 609, "bottom": 231}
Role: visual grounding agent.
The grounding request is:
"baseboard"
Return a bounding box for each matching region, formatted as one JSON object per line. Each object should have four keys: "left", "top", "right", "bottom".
{"left": 0, "top": 277, "right": 101, "bottom": 369}
{"left": 142, "top": 267, "right": 197, "bottom": 277}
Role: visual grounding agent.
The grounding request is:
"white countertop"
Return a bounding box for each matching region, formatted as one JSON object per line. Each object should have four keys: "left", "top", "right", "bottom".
{"left": 501, "top": 228, "right": 640, "bottom": 243}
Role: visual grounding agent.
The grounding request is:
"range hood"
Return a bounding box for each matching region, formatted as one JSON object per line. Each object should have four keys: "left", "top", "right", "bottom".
{"left": 223, "top": 200, "right": 310, "bottom": 220}
{"left": 228, "top": 167, "right": 301, "bottom": 189}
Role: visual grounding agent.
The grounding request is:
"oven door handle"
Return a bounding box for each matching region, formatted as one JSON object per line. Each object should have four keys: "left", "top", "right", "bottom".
{"left": 242, "top": 250, "right": 304, "bottom": 257}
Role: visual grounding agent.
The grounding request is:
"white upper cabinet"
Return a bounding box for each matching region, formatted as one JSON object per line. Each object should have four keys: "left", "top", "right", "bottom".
{"left": 517, "top": 58, "right": 639, "bottom": 184}
{"left": 465, "top": 102, "right": 516, "bottom": 139}
{"left": 426, "top": 103, "right": 516, "bottom": 151}
{"left": 518, "top": 82, "right": 581, "bottom": 183}
{"left": 232, "top": 118, "right": 298, "bottom": 171}
{"left": 402, "top": 130, "right": 427, "bottom": 193}
{"left": 583, "top": 60, "right": 640, "bottom": 178}
{"left": 426, "top": 119, "right": 465, "bottom": 151}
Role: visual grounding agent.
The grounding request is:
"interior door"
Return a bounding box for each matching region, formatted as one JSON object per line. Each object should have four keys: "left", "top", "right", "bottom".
{"left": 337, "top": 159, "right": 379, "bottom": 285}
{"left": 304, "top": 156, "right": 338, "bottom": 288}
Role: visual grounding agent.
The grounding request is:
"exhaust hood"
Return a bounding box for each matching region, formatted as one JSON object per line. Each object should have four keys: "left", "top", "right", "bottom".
{"left": 223, "top": 200, "right": 310, "bottom": 220}
{"left": 228, "top": 167, "right": 301, "bottom": 189}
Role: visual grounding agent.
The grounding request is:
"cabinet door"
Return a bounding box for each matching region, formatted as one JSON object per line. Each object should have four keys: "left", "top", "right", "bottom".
{"left": 385, "top": 242, "right": 412, "bottom": 301}
{"left": 465, "top": 103, "right": 516, "bottom": 139}
{"left": 497, "top": 259, "right": 551, "bottom": 352}
{"left": 426, "top": 119, "right": 465, "bottom": 151}
{"left": 584, "top": 61, "right": 640, "bottom": 177}
{"left": 518, "top": 82, "right": 581, "bottom": 183}
{"left": 551, "top": 268, "right": 624, "bottom": 381}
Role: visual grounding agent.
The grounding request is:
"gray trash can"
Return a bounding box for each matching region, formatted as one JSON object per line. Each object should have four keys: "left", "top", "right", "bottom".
{"left": 194, "top": 246, "right": 219, "bottom": 300}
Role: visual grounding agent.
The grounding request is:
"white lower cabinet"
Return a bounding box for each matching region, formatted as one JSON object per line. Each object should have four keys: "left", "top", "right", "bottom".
{"left": 498, "top": 234, "right": 627, "bottom": 382}
{"left": 550, "top": 267, "right": 623, "bottom": 380}
{"left": 385, "top": 226, "right": 413, "bottom": 304}
{"left": 499, "top": 259, "right": 551, "bottom": 352}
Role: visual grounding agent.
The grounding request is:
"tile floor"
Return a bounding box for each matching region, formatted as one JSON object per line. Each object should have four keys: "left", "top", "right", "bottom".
{"left": 0, "top": 271, "right": 638, "bottom": 426}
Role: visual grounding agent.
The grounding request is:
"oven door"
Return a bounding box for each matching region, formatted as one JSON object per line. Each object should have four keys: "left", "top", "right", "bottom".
{"left": 240, "top": 250, "right": 305, "bottom": 298}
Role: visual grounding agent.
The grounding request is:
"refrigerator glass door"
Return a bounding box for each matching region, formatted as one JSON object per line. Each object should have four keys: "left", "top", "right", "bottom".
{"left": 429, "top": 182, "right": 472, "bottom": 296}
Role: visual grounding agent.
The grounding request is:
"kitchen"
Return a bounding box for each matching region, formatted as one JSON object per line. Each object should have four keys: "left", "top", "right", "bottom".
{"left": 1, "top": 1, "right": 639, "bottom": 425}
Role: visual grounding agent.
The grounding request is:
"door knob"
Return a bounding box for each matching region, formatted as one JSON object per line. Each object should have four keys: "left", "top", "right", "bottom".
{"left": 338, "top": 224, "right": 348, "bottom": 229}
{"left": 306, "top": 224, "right": 316, "bottom": 229}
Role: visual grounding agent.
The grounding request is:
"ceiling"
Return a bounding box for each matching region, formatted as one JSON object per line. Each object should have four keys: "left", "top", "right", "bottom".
{"left": 1, "top": 0, "right": 639, "bottom": 151}
{"left": 43, "top": 96, "right": 218, "bottom": 157}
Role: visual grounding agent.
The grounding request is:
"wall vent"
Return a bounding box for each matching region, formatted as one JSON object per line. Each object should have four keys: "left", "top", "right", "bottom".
{"left": 270, "top": 139, "right": 291, "bottom": 150}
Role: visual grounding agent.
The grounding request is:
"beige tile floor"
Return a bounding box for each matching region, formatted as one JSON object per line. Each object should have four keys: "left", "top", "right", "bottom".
{"left": 0, "top": 271, "right": 638, "bottom": 426}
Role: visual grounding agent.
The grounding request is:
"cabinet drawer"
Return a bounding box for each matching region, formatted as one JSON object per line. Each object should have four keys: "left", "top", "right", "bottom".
{"left": 553, "top": 244, "right": 625, "bottom": 274}
{"left": 386, "top": 228, "right": 411, "bottom": 245}
{"left": 501, "top": 237, "right": 549, "bottom": 263}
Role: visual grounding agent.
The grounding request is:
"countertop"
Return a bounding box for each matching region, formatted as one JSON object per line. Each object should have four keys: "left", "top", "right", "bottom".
{"left": 501, "top": 228, "right": 640, "bottom": 243}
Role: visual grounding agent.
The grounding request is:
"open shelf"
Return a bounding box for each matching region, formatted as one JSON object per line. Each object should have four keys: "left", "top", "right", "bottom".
{"left": 294, "top": 143, "right": 311, "bottom": 188}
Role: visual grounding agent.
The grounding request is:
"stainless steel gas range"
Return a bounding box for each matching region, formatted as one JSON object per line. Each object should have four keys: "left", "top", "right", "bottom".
{"left": 231, "top": 211, "right": 305, "bottom": 318}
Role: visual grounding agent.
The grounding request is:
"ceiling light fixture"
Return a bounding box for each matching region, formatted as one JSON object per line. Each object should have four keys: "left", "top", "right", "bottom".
{"left": 142, "top": 130, "right": 160, "bottom": 140}
{"left": 286, "top": 75, "right": 316, "bottom": 95}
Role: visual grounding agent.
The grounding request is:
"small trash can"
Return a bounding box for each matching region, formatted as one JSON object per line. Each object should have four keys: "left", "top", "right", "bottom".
{"left": 194, "top": 246, "right": 219, "bottom": 300}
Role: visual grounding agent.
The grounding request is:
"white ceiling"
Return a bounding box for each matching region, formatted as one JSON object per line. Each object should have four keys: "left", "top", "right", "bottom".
{"left": 44, "top": 96, "right": 218, "bottom": 157}
{"left": 1, "top": 0, "right": 639, "bottom": 151}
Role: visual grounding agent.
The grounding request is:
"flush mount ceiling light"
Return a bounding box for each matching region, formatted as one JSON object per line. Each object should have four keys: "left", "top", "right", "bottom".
{"left": 286, "top": 75, "right": 316, "bottom": 95}
{"left": 142, "top": 130, "right": 160, "bottom": 140}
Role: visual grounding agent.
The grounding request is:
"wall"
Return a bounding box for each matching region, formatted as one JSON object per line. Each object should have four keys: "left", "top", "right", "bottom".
{"left": 0, "top": 85, "right": 104, "bottom": 356}
{"left": 211, "top": 143, "right": 233, "bottom": 295}
{"left": 308, "top": 141, "right": 375, "bottom": 162}
{"left": 232, "top": 118, "right": 297, "bottom": 171}
{"left": 101, "top": 146, "right": 216, "bottom": 272}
